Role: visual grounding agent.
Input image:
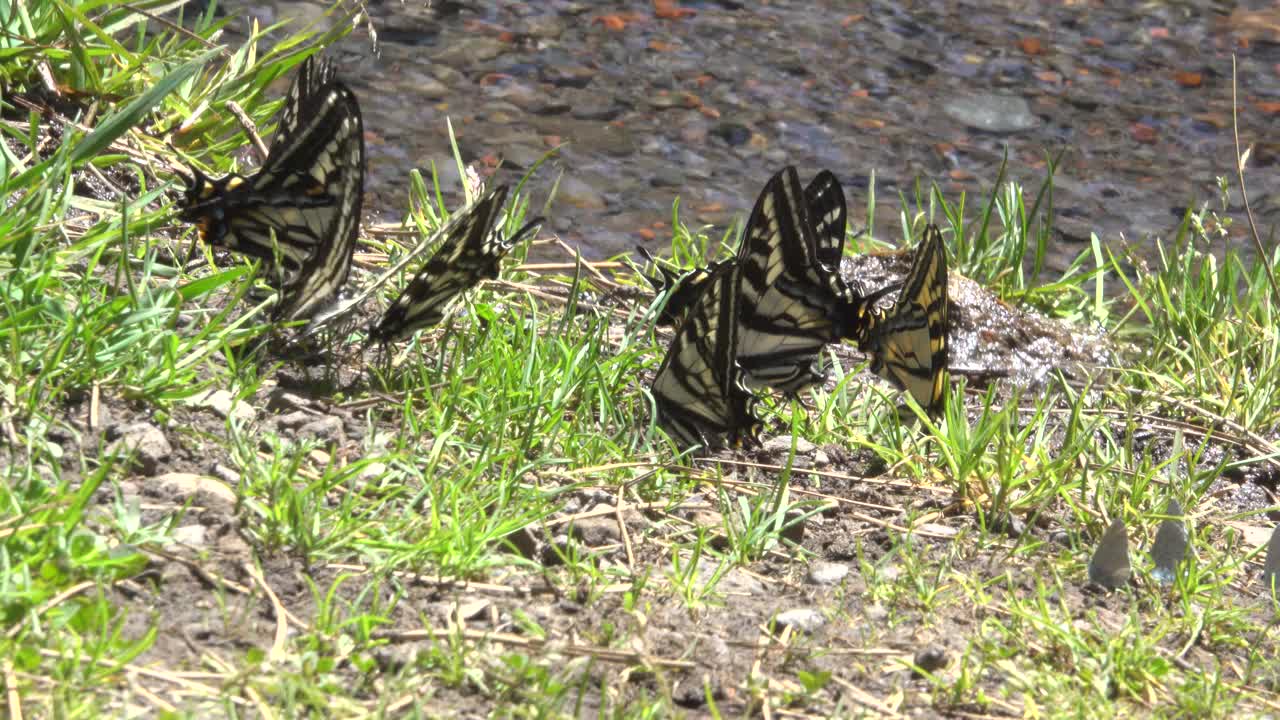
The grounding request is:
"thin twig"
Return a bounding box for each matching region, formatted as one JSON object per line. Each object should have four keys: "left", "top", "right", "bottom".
{"left": 6, "top": 581, "right": 96, "bottom": 639}
{"left": 373, "top": 627, "right": 696, "bottom": 669}
{"left": 1231, "top": 55, "right": 1280, "bottom": 305}
{"left": 3, "top": 658, "right": 21, "bottom": 720}
{"left": 243, "top": 561, "right": 289, "bottom": 662}
{"left": 225, "top": 101, "right": 270, "bottom": 162}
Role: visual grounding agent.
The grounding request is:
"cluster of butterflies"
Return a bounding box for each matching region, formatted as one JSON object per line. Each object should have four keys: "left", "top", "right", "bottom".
{"left": 176, "top": 54, "right": 538, "bottom": 343}
{"left": 643, "top": 166, "right": 950, "bottom": 450}
{"left": 1088, "top": 499, "right": 1280, "bottom": 595}
{"left": 174, "top": 54, "right": 950, "bottom": 452}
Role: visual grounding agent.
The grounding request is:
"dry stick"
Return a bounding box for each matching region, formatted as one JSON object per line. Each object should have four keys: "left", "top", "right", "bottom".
{"left": 3, "top": 659, "right": 21, "bottom": 720}
{"left": 243, "top": 561, "right": 290, "bottom": 662}
{"left": 1232, "top": 55, "right": 1280, "bottom": 305}
{"left": 6, "top": 581, "right": 95, "bottom": 639}
{"left": 34, "top": 648, "right": 243, "bottom": 705}
{"left": 0, "top": 524, "right": 49, "bottom": 541}
{"left": 225, "top": 101, "right": 271, "bottom": 162}
{"left": 514, "top": 261, "right": 625, "bottom": 273}
{"left": 114, "top": 2, "right": 225, "bottom": 52}
{"left": 321, "top": 563, "right": 575, "bottom": 596}
{"left": 143, "top": 548, "right": 310, "bottom": 630}
{"left": 708, "top": 457, "right": 944, "bottom": 493}
{"left": 6, "top": 97, "right": 188, "bottom": 176}
{"left": 127, "top": 677, "right": 178, "bottom": 714}
{"left": 544, "top": 499, "right": 677, "bottom": 529}
{"left": 828, "top": 676, "right": 907, "bottom": 719}
{"left": 374, "top": 627, "right": 696, "bottom": 669}
{"left": 203, "top": 651, "right": 277, "bottom": 720}
{"left": 614, "top": 483, "right": 637, "bottom": 570}
{"left": 89, "top": 382, "right": 100, "bottom": 430}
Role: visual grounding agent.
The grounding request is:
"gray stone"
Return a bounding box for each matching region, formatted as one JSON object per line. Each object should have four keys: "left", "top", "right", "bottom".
{"left": 171, "top": 524, "right": 209, "bottom": 547}
{"left": 774, "top": 608, "right": 825, "bottom": 633}
{"left": 942, "top": 93, "right": 1039, "bottom": 133}
{"left": 763, "top": 435, "right": 816, "bottom": 454}
{"left": 570, "top": 515, "right": 621, "bottom": 547}
{"left": 188, "top": 389, "right": 255, "bottom": 424}
{"left": 433, "top": 37, "right": 507, "bottom": 65}
{"left": 106, "top": 423, "right": 171, "bottom": 475}
{"left": 297, "top": 416, "right": 344, "bottom": 444}
{"left": 807, "top": 562, "right": 850, "bottom": 585}
{"left": 152, "top": 473, "right": 237, "bottom": 512}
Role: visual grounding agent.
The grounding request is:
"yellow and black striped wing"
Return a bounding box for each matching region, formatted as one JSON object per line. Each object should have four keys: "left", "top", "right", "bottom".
{"left": 651, "top": 264, "right": 760, "bottom": 449}
{"left": 641, "top": 170, "right": 845, "bottom": 330}
{"left": 862, "top": 224, "right": 949, "bottom": 414}
{"left": 734, "top": 166, "right": 848, "bottom": 395}
{"left": 276, "top": 54, "right": 336, "bottom": 145}
{"left": 370, "top": 185, "right": 538, "bottom": 343}
{"left": 638, "top": 249, "right": 726, "bottom": 329}
{"left": 804, "top": 169, "right": 846, "bottom": 271}
{"left": 177, "top": 58, "right": 365, "bottom": 321}
{"left": 271, "top": 82, "right": 365, "bottom": 320}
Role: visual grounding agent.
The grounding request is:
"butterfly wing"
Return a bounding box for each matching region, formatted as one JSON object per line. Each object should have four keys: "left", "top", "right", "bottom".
{"left": 804, "top": 170, "right": 846, "bottom": 271}
{"left": 268, "top": 81, "right": 365, "bottom": 320}
{"left": 177, "top": 63, "right": 365, "bottom": 321}
{"left": 371, "top": 185, "right": 538, "bottom": 342}
{"left": 1088, "top": 518, "right": 1131, "bottom": 590}
{"left": 638, "top": 249, "right": 723, "bottom": 328}
{"left": 651, "top": 263, "right": 759, "bottom": 449}
{"left": 276, "top": 54, "right": 336, "bottom": 145}
{"left": 858, "top": 223, "right": 949, "bottom": 414}
{"left": 733, "top": 166, "right": 848, "bottom": 394}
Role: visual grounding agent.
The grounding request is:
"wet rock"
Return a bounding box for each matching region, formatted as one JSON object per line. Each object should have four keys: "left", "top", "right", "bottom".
{"left": 561, "top": 88, "right": 624, "bottom": 121}
{"left": 429, "top": 64, "right": 464, "bottom": 86}
{"left": 522, "top": 14, "right": 566, "bottom": 40}
{"left": 432, "top": 36, "right": 508, "bottom": 65}
{"left": 152, "top": 472, "right": 237, "bottom": 512}
{"left": 774, "top": 607, "right": 825, "bottom": 633}
{"left": 499, "top": 143, "right": 548, "bottom": 171}
{"left": 913, "top": 645, "right": 949, "bottom": 676}
{"left": 541, "top": 62, "right": 596, "bottom": 88}
{"left": 650, "top": 166, "right": 685, "bottom": 188}
{"left": 807, "top": 561, "right": 850, "bottom": 585}
{"left": 106, "top": 423, "right": 171, "bottom": 475}
{"left": 557, "top": 175, "right": 607, "bottom": 209}
{"left": 711, "top": 122, "right": 752, "bottom": 147}
{"left": 942, "top": 93, "right": 1039, "bottom": 133}
{"left": 410, "top": 75, "right": 450, "bottom": 101}
{"left": 487, "top": 81, "right": 548, "bottom": 113}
